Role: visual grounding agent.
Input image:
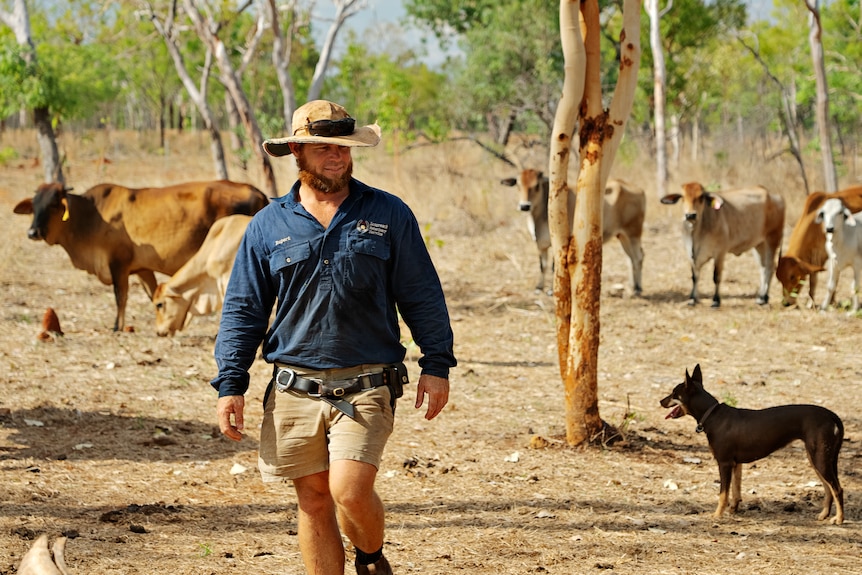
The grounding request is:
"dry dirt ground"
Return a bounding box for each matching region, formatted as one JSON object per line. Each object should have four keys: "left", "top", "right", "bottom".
{"left": 1, "top": 130, "right": 861, "bottom": 575}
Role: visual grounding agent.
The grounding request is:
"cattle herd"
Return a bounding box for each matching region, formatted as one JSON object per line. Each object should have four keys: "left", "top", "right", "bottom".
{"left": 10, "top": 176, "right": 862, "bottom": 336}
{"left": 502, "top": 170, "right": 862, "bottom": 312}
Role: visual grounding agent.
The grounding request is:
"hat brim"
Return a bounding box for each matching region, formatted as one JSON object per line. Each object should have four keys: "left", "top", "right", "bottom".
{"left": 263, "top": 124, "right": 382, "bottom": 157}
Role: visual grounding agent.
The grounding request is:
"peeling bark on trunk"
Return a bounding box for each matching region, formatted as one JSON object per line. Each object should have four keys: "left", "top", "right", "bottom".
{"left": 550, "top": 0, "right": 640, "bottom": 446}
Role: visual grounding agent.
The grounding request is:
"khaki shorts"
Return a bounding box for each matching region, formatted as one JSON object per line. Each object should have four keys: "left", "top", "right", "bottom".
{"left": 258, "top": 381, "right": 394, "bottom": 482}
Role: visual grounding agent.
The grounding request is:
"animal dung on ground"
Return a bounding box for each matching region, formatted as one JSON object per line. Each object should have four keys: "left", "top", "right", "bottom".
{"left": 37, "top": 307, "right": 63, "bottom": 342}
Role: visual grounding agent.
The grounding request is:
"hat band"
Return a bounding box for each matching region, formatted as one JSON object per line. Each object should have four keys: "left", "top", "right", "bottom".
{"left": 295, "top": 118, "right": 356, "bottom": 137}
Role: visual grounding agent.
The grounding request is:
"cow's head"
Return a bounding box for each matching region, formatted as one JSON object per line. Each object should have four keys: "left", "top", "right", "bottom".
{"left": 776, "top": 255, "right": 825, "bottom": 307}
{"left": 501, "top": 169, "right": 546, "bottom": 213}
{"left": 661, "top": 182, "right": 723, "bottom": 224}
{"left": 13, "top": 182, "right": 74, "bottom": 244}
{"left": 153, "top": 283, "right": 193, "bottom": 337}
{"left": 815, "top": 198, "right": 856, "bottom": 234}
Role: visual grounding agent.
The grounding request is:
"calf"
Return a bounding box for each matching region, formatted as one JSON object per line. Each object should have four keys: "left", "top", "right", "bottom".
{"left": 661, "top": 182, "right": 785, "bottom": 307}
{"left": 777, "top": 185, "right": 862, "bottom": 307}
{"left": 501, "top": 170, "right": 645, "bottom": 295}
{"left": 153, "top": 214, "right": 251, "bottom": 336}
{"left": 815, "top": 198, "right": 862, "bottom": 312}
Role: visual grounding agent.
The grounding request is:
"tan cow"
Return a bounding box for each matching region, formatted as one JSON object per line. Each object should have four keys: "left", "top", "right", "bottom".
{"left": 776, "top": 185, "right": 862, "bottom": 307}
{"left": 13, "top": 180, "right": 268, "bottom": 331}
{"left": 661, "top": 182, "right": 785, "bottom": 307}
{"left": 17, "top": 534, "right": 68, "bottom": 575}
{"left": 501, "top": 170, "right": 646, "bottom": 295}
{"left": 153, "top": 214, "right": 252, "bottom": 336}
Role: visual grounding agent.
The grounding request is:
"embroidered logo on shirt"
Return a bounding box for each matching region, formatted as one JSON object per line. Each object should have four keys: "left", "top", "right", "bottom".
{"left": 357, "top": 220, "right": 388, "bottom": 237}
{"left": 275, "top": 236, "right": 292, "bottom": 246}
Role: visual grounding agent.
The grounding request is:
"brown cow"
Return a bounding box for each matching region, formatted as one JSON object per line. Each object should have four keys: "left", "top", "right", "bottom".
{"left": 776, "top": 185, "right": 862, "bottom": 307}
{"left": 661, "top": 182, "right": 785, "bottom": 307}
{"left": 501, "top": 170, "right": 646, "bottom": 295}
{"left": 153, "top": 214, "right": 251, "bottom": 337}
{"left": 13, "top": 180, "right": 268, "bottom": 331}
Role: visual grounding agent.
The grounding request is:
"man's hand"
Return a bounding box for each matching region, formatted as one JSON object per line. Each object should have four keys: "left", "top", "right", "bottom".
{"left": 414, "top": 374, "right": 449, "bottom": 420}
{"left": 217, "top": 395, "right": 245, "bottom": 441}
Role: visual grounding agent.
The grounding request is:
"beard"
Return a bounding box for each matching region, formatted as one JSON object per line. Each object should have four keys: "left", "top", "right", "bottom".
{"left": 295, "top": 152, "right": 353, "bottom": 194}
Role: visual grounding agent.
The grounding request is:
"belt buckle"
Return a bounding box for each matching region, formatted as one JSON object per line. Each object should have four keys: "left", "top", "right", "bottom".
{"left": 275, "top": 368, "right": 297, "bottom": 392}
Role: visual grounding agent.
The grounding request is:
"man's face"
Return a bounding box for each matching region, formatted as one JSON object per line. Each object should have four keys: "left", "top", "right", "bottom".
{"left": 293, "top": 143, "right": 353, "bottom": 194}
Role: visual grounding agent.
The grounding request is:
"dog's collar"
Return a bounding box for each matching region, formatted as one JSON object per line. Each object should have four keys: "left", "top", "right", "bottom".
{"left": 695, "top": 402, "right": 722, "bottom": 433}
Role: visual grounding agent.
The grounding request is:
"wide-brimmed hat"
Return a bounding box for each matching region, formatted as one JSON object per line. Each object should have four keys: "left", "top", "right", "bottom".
{"left": 262, "top": 100, "right": 381, "bottom": 157}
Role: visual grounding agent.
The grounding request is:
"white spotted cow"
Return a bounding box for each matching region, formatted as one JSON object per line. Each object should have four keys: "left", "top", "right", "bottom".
{"left": 814, "top": 198, "right": 862, "bottom": 312}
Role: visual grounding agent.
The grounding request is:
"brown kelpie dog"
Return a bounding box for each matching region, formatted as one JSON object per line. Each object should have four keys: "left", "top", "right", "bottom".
{"left": 660, "top": 364, "right": 845, "bottom": 524}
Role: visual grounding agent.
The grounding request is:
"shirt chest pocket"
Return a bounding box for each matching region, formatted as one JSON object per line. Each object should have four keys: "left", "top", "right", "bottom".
{"left": 270, "top": 242, "right": 312, "bottom": 275}
{"left": 344, "top": 232, "right": 391, "bottom": 291}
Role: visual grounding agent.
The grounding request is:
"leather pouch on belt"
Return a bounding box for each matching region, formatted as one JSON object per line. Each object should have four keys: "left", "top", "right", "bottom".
{"left": 388, "top": 363, "right": 408, "bottom": 399}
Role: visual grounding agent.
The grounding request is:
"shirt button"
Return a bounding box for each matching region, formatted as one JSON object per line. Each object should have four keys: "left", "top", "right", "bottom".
{"left": 285, "top": 258, "right": 291, "bottom": 263}
{"left": 324, "top": 259, "right": 330, "bottom": 264}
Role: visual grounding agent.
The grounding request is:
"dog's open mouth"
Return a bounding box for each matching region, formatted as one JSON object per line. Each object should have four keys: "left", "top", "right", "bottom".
{"left": 665, "top": 405, "right": 683, "bottom": 419}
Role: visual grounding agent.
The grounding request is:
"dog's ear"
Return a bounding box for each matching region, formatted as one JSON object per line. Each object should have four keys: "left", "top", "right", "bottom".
{"left": 691, "top": 364, "right": 703, "bottom": 384}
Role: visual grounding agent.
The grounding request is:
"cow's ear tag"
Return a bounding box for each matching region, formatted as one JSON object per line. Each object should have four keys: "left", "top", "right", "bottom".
{"left": 711, "top": 196, "right": 723, "bottom": 210}
{"left": 62, "top": 199, "right": 70, "bottom": 221}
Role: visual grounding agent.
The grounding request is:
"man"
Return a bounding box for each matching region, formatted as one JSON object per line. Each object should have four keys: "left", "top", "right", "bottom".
{"left": 211, "top": 100, "right": 456, "bottom": 575}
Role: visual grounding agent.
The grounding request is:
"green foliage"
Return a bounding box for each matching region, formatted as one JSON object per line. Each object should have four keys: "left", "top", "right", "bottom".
{"left": 452, "top": 0, "right": 563, "bottom": 136}
{"left": 326, "top": 36, "right": 450, "bottom": 144}
{"left": 0, "top": 42, "right": 60, "bottom": 115}
{"left": 0, "top": 146, "right": 18, "bottom": 166}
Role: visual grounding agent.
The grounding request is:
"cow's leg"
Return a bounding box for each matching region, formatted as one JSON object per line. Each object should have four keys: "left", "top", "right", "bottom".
{"left": 711, "top": 255, "right": 725, "bottom": 308}
{"left": 536, "top": 247, "right": 550, "bottom": 294}
{"left": 820, "top": 256, "right": 839, "bottom": 311}
{"left": 616, "top": 234, "right": 644, "bottom": 296}
{"left": 136, "top": 270, "right": 159, "bottom": 300}
{"left": 850, "top": 264, "right": 860, "bottom": 313}
{"left": 110, "top": 264, "right": 131, "bottom": 332}
{"left": 753, "top": 244, "right": 772, "bottom": 305}
{"left": 807, "top": 270, "right": 819, "bottom": 308}
{"left": 688, "top": 262, "right": 700, "bottom": 305}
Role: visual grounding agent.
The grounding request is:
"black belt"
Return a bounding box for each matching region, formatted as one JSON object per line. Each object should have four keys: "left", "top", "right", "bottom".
{"left": 274, "top": 367, "right": 397, "bottom": 418}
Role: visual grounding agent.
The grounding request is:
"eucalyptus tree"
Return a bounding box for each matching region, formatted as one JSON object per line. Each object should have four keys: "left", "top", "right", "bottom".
{"left": 405, "top": 0, "right": 563, "bottom": 145}
{"left": 0, "top": 0, "right": 64, "bottom": 183}
{"left": 549, "top": 0, "right": 641, "bottom": 446}
{"left": 804, "top": 0, "right": 837, "bottom": 192}
{"left": 145, "top": 0, "right": 230, "bottom": 181}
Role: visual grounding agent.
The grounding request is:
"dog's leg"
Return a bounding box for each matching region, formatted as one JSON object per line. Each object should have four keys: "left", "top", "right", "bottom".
{"left": 808, "top": 447, "right": 844, "bottom": 525}
{"left": 714, "top": 463, "right": 734, "bottom": 518}
{"left": 729, "top": 464, "right": 743, "bottom": 513}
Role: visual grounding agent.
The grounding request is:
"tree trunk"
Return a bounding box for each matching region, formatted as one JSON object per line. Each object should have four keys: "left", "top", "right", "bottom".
{"left": 33, "top": 106, "right": 62, "bottom": 182}
{"left": 738, "top": 35, "right": 809, "bottom": 194}
{"left": 806, "top": 0, "right": 838, "bottom": 192}
{"left": 147, "top": 1, "right": 229, "bottom": 181}
{"left": 267, "top": 0, "right": 299, "bottom": 128}
{"left": 1, "top": 0, "right": 64, "bottom": 184}
{"left": 181, "top": 0, "right": 276, "bottom": 196}
{"left": 550, "top": 0, "right": 640, "bottom": 446}
{"left": 645, "top": 0, "right": 669, "bottom": 198}
{"left": 307, "top": 0, "right": 362, "bottom": 101}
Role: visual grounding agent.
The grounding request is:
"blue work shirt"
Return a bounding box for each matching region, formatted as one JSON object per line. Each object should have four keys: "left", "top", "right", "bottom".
{"left": 210, "top": 178, "right": 456, "bottom": 397}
